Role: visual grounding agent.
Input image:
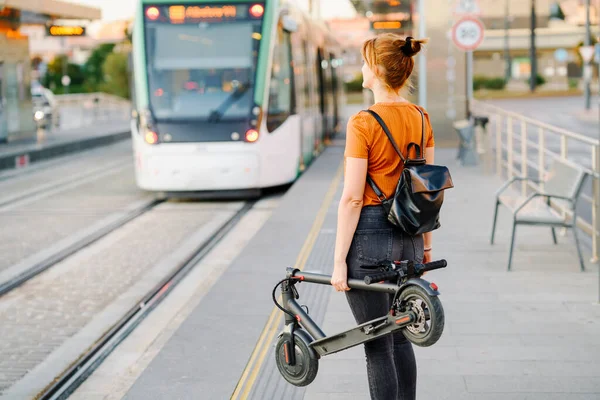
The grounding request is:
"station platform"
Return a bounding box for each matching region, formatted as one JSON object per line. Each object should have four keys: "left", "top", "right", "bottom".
{"left": 0, "top": 121, "right": 129, "bottom": 172}
{"left": 77, "top": 131, "right": 599, "bottom": 399}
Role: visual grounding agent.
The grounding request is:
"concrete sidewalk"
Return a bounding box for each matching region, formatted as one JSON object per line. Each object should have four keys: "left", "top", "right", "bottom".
{"left": 304, "top": 149, "right": 600, "bottom": 400}
{"left": 487, "top": 96, "right": 599, "bottom": 139}
{"left": 0, "top": 121, "right": 129, "bottom": 172}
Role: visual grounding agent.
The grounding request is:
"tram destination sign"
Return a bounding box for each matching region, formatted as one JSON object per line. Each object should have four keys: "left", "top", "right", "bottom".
{"left": 144, "top": 3, "right": 265, "bottom": 23}
{"left": 46, "top": 25, "right": 86, "bottom": 37}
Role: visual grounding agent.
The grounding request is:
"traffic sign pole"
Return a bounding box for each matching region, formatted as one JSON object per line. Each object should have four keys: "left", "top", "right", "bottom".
{"left": 451, "top": 14, "right": 485, "bottom": 117}
{"left": 467, "top": 50, "right": 473, "bottom": 117}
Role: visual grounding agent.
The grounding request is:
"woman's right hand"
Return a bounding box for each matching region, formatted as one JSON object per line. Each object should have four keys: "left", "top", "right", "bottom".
{"left": 331, "top": 261, "right": 351, "bottom": 292}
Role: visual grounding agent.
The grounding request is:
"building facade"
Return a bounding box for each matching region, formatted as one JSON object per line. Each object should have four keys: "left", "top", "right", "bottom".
{"left": 343, "top": 0, "right": 598, "bottom": 144}
{"left": 474, "top": 0, "right": 599, "bottom": 87}
{"left": 0, "top": 0, "right": 100, "bottom": 143}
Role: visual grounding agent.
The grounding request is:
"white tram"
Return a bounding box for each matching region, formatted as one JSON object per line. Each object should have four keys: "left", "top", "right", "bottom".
{"left": 131, "top": 0, "right": 346, "bottom": 194}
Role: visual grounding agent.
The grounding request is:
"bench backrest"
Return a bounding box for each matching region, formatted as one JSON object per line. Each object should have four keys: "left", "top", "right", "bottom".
{"left": 544, "top": 158, "right": 587, "bottom": 201}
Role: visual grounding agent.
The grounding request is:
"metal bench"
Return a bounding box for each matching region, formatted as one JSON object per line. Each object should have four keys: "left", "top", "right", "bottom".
{"left": 490, "top": 158, "right": 588, "bottom": 271}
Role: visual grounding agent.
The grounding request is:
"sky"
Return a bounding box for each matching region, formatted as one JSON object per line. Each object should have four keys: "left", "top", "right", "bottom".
{"left": 67, "top": 0, "right": 358, "bottom": 22}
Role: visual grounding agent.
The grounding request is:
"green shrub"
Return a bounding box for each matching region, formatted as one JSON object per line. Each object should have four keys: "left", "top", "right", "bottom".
{"left": 100, "top": 52, "right": 131, "bottom": 99}
{"left": 485, "top": 77, "right": 506, "bottom": 90}
{"left": 568, "top": 78, "right": 579, "bottom": 89}
{"left": 473, "top": 76, "right": 486, "bottom": 91}
{"left": 473, "top": 76, "right": 506, "bottom": 91}
{"left": 527, "top": 74, "right": 546, "bottom": 86}
{"left": 344, "top": 73, "right": 364, "bottom": 93}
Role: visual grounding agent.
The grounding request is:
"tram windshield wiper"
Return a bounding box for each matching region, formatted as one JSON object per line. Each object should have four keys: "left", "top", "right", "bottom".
{"left": 208, "top": 82, "right": 251, "bottom": 123}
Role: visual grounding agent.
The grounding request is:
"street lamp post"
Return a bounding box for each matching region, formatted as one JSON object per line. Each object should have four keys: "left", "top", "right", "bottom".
{"left": 504, "top": 0, "right": 511, "bottom": 83}
{"left": 584, "top": 0, "right": 591, "bottom": 110}
{"left": 530, "top": 0, "right": 537, "bottom": 92}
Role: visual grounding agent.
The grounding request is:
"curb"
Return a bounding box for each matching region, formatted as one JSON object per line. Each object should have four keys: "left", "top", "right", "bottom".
{"left": 0, "top": 130, "right": 131, "bottom": 172}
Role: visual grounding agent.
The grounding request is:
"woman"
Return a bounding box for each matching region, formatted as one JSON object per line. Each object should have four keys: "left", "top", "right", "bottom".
{"left": 331, "top": 34, "right": 435, "bottom": 400}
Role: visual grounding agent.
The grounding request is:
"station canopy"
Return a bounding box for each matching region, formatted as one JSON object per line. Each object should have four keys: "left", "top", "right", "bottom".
{"left": 349, "top": 0, "right": 413, "bottom": 34}
{"left": 350, "top": 0, "right": 411, "bottom": 15}
{"left": 0, "top": 0, "right": 101, "bottom": 26}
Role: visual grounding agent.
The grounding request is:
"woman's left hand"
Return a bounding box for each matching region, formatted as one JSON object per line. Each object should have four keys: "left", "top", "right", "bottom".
{"left": 331, "top": 261, "right": 350, "bottom": 292}
{"left": 423, "top": 249, "right": 432, "bottom": 264}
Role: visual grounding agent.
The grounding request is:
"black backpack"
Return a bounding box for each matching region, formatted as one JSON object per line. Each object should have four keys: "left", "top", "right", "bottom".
{"left": 363, "top": 109, "right": 454, "bottom": 236}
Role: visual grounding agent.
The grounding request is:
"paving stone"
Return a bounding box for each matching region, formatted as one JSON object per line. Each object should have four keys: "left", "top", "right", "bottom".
{"left": 303, "top": 148, "right": 600, "bottom": 399}
{"left": 0, "top": 204, "right": 223, "bottom": 394}
{"left": 465, "top": 375, "right": 600, "bottom": 393}
{"left": 0, "top": 148, "right": 150, "bottom": 271}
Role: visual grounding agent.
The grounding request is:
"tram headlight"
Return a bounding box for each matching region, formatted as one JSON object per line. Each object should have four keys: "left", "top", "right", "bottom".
{"left": 250, "top": 4, "right": 264, "bottom": 18}
{"left": 145, "top": 131, "right": 159, "bottom": 145}
{"left": 138, "top": 108, "right": 160, "bottom": 145}
{"left": 245, "top": 129, "right": 259, "bottom": 143}
{"left": 34, "top": 110, "right": 45, "bottom": 121}
{"left": 146, "top": 7, "right": 160, "bottom": 20}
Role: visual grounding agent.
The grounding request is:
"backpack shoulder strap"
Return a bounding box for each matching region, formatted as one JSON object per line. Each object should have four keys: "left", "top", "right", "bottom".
{"left": 362, "top": 109, "right": 406, "bottom": 163}
{"left": 418, "top": 108, "right": 426, "bottom": 152}
{"left": 366, "top": 175, "right": 387, "bottom": 201}
{"left": 407, "top": 107, "right": 426, "bottom": 160}
{"left": 360, "top": 109, "right": 405, "bottom": 202}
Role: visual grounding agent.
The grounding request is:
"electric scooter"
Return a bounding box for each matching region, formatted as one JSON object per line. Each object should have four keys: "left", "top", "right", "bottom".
{"left": 272, "top": 259, "right": 447, "bottom": 387}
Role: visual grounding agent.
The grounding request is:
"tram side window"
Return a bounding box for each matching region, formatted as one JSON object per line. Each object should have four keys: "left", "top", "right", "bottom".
{"left": 267, "top": 27, "right": 294, "bottom": 133}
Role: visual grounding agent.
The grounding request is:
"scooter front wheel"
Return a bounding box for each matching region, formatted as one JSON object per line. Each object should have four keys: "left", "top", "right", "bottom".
{"left": 397, "top": 285, "right": 445, "bottom": 347}
{"left": 275, "top": 330, "right": 319, "bottom": 387}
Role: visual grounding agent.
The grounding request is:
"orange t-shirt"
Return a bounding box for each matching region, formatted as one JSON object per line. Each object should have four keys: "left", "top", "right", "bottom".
{"left": 344, "top": 102, "right": 435, "bottom": 207}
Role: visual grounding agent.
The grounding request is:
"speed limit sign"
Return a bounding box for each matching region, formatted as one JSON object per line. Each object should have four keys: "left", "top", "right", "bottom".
{"left": 451, "top": 16, "right": 485, "bottom": 51}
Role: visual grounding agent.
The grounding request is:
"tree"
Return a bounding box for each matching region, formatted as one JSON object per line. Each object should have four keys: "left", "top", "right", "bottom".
{"left": 42, "top": 55, "right": 86, "bottom": 92}
{"left": 83, "top": 43, "right": 116, "bottom": 89}
{"left": 101, "top": 52, "right": 130, "bottom": 99}
{"left": 124, "top": 26, "right": 133, "bottom": 44}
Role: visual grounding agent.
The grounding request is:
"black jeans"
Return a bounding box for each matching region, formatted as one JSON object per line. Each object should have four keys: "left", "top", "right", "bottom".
{"left": 345, "top": 205, "right": 423, "bottom": 400}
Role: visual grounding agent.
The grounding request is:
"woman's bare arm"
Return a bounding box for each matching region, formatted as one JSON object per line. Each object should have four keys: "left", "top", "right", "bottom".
{"left": 423, "top": 146, "right": 435, "bottom": 251}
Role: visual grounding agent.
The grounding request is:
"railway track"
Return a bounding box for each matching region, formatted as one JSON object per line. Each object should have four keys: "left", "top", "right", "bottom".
{"left": 0, "top": 159, "right": 131, "bottom": 211}
{"left": 36, "top": 201, "right": 255, "bottom": 400}
{"left": 0, "top": 198, "right": 162, "bottom": 297}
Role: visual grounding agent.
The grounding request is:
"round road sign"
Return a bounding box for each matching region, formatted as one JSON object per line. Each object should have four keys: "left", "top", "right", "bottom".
{"left": 451, "top": 16, "right": 485, "bottom": 52}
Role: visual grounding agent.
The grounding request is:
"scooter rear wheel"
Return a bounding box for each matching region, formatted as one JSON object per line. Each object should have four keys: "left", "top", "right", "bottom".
{"left": 397, "top": 285, "right": 444, "bottom": 347}
{"left": 275, "top": 330, "right": 318, "bottom": 387}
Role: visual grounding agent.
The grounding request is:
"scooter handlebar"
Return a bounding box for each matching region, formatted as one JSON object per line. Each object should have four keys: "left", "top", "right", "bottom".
{"left": 364, "top": 270, "right": 400, "bottom": 285}
{"left": 364, "top": 259, "right": 448, "bottom": 285}
{"left": 418, "top": 259, "right": 447, "bottom": 273}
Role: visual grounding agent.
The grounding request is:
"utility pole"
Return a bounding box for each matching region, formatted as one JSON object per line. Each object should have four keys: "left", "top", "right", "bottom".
{"left": 584, "top": 0, "right": 591, "bottom": 110}
{"left": 504, "top": 0, "right": 511, "bottom": 83}
{"left": 530, "top": 0, "right": 537, "bottom": 92}
{"left": 418, "top": 0, "right": 427, "bottom": 108}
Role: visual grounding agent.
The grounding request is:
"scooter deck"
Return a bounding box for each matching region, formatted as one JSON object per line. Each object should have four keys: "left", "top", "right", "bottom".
{"left": 309, "top": 312, "right": 414, "bottom": 357}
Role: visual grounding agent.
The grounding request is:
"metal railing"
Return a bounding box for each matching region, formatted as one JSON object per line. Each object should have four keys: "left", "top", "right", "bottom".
{"left": 54, "top": 93, "right": 131, "bottom": 130}
{"left": 471, "top": 99, "right": 600, "bottom": 263}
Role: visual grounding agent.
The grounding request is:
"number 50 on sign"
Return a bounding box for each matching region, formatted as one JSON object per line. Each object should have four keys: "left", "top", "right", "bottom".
{"left": 451, "top": 16, "right": 484, "bottom": 52}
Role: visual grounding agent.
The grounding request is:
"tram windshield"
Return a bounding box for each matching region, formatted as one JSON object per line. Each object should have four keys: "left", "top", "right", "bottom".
{"left": 143, "top": 4, "right": 264, "bottom": 121}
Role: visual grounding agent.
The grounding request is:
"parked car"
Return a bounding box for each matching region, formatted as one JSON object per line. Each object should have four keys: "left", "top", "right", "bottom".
{"left": 31, "top": 84, "right": 60, "bottom": 130}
